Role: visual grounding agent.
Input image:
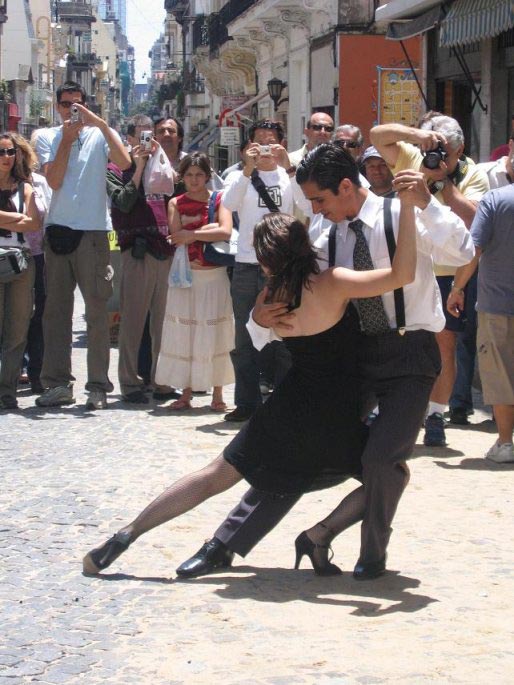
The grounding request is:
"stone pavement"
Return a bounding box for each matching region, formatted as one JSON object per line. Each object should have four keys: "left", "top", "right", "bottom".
{"left": 1, "top": 295, "right": 513, "bottom": 685}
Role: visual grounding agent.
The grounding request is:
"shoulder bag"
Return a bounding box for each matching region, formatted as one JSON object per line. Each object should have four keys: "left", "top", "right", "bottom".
{"left": 0, "top": 183, "right": 30, "bottom": 284}
{"left": 203, "top": 191, "right": 239, "bottom": 267}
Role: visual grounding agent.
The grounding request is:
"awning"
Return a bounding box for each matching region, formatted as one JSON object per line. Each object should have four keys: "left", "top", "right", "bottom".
{"left": 376, "top": 0, "right": 443, "bottom": 22}
{"left": 224, "top": 91, "right": 267, "bottom": 122}
{"left": 386, "top": 5, "right": 446, "bottom": 40}
{"left": 440, "top": 0, "right": 514, "bottom": 47}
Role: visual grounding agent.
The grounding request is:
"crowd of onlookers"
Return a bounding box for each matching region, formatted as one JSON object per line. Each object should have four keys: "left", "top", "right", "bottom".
{"left": 0, "top": 80, "right": 512, "bottom": 463}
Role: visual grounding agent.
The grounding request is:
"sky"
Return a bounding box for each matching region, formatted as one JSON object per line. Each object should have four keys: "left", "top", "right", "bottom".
{"left": 126, "top": 0, "right": 167, "bottom": 83}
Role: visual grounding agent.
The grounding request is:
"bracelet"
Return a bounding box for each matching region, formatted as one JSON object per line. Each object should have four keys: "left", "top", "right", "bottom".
{"left": 451, "top": 280, "right": 465, "bottom": 294}
{"left": 285, "top": 165, "right": 297, "bottom": 175}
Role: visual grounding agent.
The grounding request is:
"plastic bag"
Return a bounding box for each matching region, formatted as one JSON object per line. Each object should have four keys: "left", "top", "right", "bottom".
{"left": 168, "top": 244, "right": 193, "bottom": 288}
{"left": 143, "top": 143, "right": 175, "bottom": 195}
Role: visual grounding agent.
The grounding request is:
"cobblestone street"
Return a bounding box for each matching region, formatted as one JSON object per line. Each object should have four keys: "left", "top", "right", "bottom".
{"left": 2, "top": 296, "right": 513, "bottom": 685}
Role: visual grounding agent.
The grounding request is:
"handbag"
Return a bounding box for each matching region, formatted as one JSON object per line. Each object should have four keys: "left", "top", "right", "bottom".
{"left": 0, "top": 183, "right": 29, "bottom": 284}
{"left": 46, "top": 224, "right": 84, "bottom": 255}
{"left": 202, "top": 191, "right": 239, "bottom": 267}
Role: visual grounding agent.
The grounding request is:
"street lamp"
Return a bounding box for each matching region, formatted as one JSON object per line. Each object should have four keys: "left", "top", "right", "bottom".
{"left": 267, "top": 78, "right": 288, "bottom": 112}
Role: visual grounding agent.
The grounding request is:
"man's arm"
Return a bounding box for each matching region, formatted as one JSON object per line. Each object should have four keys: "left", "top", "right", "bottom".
{"left": 437, "top": 181, "right": 478, "bottom": 228}
{"left": 416, "top": 197, "right": 475, "bottom": 265}
{"left": 370, "top": 124, "right": 446, "bottom": 168}
{"left": 74, "top": 104, "right": 131, "bottom": 170}
{"left": 106, "top": 143, "right": 152, "bottom": 212}
{"left": 447, "top": 251, "right": 480, "bottom": 317}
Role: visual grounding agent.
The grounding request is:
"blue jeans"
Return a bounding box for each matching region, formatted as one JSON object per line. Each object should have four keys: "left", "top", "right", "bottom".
{"left": 230, "top": 263, "right": 291, "bottom": 411}
{"left": 450, "top": 271, "right": 478, "bottom": 413}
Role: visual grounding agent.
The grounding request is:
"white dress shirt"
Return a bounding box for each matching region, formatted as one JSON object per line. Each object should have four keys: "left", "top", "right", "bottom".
{"left": 247, "top": 191, "right": 475, "bottom": 349}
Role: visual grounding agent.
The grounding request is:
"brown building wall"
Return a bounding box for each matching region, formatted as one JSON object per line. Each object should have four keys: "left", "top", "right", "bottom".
{"left": 338, "top": 34, "right": 422, "bottom": 146}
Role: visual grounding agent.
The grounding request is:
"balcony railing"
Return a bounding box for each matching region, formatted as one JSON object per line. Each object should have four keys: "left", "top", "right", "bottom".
{"left": 56, "top": 2, "right": 95, "bottom": 21}
{"left": 192, "top": 15, "right": 209, "bottom": 51}
{"left": 220, "top": 0, "right": 258, "bottom": 25}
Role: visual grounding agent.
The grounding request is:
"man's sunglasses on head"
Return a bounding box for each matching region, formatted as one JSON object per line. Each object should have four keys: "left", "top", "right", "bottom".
{"left": 0, "top": 148, "right": 16, "bottom": 157}
{"left": 338, "top": 140, "right": 360, "bottom": 149}
{"left": 309, "top": 124, "right": 334, "bottom": 132}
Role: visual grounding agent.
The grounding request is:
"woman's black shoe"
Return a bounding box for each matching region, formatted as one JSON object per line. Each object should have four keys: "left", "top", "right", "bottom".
{"left": 294, "top": 531, "right": 342, "bottom": 576}
{"left": 83, "top": 531, "right": 132, "bottom": 575}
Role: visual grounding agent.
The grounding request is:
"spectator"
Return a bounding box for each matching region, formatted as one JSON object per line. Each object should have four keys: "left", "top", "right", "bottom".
{"left": 0, "top": 132, "right": 41, "bottom": 410}
{"left": 36, "top": 81, "right": 131, "bottom": 411}
{"left": 371, "top": 115, "right": 489, "bottom": 445}
{"left": 478, "top": 135, "right": 514, "bottom": 189}
{"left": 222, "top": 119, "right": 309, "bottom": 422}
{"left": 360, "top": 146, "right": 395, "bottom": 198}
{"left": 334, "top": 124, "right": 365, "bottom": 160}
{"left": 107, "top": 114, "right": 180, "bottom": 405}
{"left": 448, "top": 185, "right": 514, "bottom": 462}
{"left": 288, "top": 111, "right": 335, "bottom": 167}
{"left": 155, "top": 153, "right": 234, "bottom": 411}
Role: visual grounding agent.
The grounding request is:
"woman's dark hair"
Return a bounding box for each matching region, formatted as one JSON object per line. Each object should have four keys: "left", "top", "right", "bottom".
{"left": 178, "top": 152, "right": 212, "bottom": 181}
{"left": 56, "top": 81, "right": 87, "bottom": 104}
{"left": 253, "top": 213, "right": 319, "bottom": 304}
{"left": 0, "top": 132, "right": 30, "bottom": 183}
{"left": 296, "top": 142, "right": 361, "bottom": 194}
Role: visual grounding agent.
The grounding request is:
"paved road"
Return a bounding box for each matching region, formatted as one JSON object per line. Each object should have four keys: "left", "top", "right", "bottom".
{"left": 2, "top": 295, "right": 513, "bottom": 685}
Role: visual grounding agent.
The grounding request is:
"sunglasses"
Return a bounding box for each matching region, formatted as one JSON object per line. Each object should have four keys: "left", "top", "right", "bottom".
{"left": 338, "top": 140, "right": 360, "bottom": 149}
{"left": 0, "top": 148, "right": 16, "bottom": 157}
{"left": 58, "top": 101, "right": 83, "bottom": 109}
{"left": 257, "top": 121, "right": 282, "bottom": 130}
{"left": 309, "top": 124, "right": 334, "bottom": 132}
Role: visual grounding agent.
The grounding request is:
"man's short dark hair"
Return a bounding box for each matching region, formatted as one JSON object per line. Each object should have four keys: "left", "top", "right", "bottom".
{"left": 296, "top": 142, "right": 361, "bottom": 193}
{"left": 127, "top": 114, "right": 153, "bottom": 137}
{"left": 154, "top": 117, "right": 184, "bottom": 152}
{"left": 56, "top": 81, "right": 87, "bottom": 104}
{"left": 248, "top": 119, "right": 284, "bottom": 143}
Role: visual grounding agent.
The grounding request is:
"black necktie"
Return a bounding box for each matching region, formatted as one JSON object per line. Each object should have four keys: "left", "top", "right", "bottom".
{"left": 348, "top": 219, "right": 391, "bottom": 335}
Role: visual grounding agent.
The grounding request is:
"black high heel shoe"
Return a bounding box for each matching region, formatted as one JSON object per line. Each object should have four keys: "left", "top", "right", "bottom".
{"left": 294, "top": 531, "right": 342, "bottom": 576}
{"left": 82, "top": 531, "right": 132, "bottom": 575}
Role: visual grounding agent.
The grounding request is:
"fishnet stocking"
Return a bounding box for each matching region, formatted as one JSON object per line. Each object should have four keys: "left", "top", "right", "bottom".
{"left": 120, "top": 455, "right": 242, "bottom": 541}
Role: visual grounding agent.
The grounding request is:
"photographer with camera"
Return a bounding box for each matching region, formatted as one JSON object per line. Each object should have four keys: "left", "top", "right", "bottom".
{"left": 221, "top": 119, "right": 310, "bottom": 422}
{"left": 36, "top": 82, "right": 131, "bottom": 411}
{"left": 106, "top": 115, "right": 179, "bottom": 405}
{"left": 371, "top": 116, "right": 489, "bottom": 446}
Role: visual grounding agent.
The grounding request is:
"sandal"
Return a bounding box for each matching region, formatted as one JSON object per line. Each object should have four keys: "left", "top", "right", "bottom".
{"left": 169, "top": 398, "right": 192, "bottom": 411}
{"left": 210, "top": 401, "right": 228, "bottom": 413}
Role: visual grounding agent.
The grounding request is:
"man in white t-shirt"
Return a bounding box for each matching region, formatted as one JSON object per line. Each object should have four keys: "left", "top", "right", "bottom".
{"left": 36, "top": 81, "right": 131, "bottom": 411}
{"left": 478, "top": 135, "right": 514, "bottom": 189}
{"left": 222, "top": 119, "right": 308, "bottom": 422}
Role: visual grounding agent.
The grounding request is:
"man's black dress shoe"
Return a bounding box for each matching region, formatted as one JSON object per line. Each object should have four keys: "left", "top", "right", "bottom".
{"left": 353, "top": 557, "right": 386, "bottom": 580}
{"left": 449, "top": 407, "right": 470, "bottom": 425}
{"left": 152, "top": 389, "right": 182, "bottom": 401}
{"left": 175, "top": 538, "right": 234, "bottom": 578}
{"left": 224, "top": 406, "right": 253, "bottom": 422}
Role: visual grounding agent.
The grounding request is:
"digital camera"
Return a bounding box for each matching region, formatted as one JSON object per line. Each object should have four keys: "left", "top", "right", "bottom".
{"left": 140, "top": 130, "right": 153, "bottom": 151}
{"left": 259, "top": 144, "right": 272, "bottom": 156}
{"left": 70, "top": 105, "right": 82, "bottom": 124}
{"left": 422, "top": 143, "right": 448, "bottom": 170}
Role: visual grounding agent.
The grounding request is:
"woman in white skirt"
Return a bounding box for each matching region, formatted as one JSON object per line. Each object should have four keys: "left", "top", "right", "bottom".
{"left": 155, "top": 153, "right": 234, "bottom": 411}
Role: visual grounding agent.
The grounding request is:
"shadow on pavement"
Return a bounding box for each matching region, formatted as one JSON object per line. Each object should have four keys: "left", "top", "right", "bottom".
{"left": 446, "top": 420, "right": 496, "bottom": 434}
{"left": 434, "top": 458, "right": 514, "bottom": 471}
{"left": 411, "top": 445, "right": 464, "bottom": 459}
{"left": 89, "top": 566, "right": 437, "bottom": 616}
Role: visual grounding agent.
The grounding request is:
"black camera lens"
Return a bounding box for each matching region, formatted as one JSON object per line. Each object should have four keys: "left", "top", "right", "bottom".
{"left": 422, "top": 144, "right": 447, "bottom": 169}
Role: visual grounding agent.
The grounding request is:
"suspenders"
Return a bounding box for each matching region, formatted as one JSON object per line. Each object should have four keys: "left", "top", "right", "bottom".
{"left": 328, "top": 197, "right": 406, "bottom": 335}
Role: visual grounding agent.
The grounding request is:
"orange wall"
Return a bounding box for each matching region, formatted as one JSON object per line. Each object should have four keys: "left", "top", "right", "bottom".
{"left": 339, "top": 34, "right": 422, "bottom": 147}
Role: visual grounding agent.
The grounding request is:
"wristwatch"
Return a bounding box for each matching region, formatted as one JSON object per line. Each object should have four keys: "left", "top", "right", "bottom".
{"left": 430, "top": 179, "right": 446, "bottom": 194}
{"left": 285, "top": 164, "right": 297, "bottom": 176}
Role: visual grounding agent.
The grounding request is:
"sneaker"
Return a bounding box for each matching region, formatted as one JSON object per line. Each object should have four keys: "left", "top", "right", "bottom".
{"left": 485, "top": 441, "right": 514, "bottom": 464}
{"left": 36, "top": 385, "right": 75, "bottom": 407}
{"left": 224, "top": 406, "right": 254, "bottom": 422}
{"left": 449, "top": 407, "right": 469, "bottom": 425}
{"left": 85, "top": 390, "right": 107, "bottom": 411}
{"left": 423, "top": 412, "right": 447, "bottom": 447}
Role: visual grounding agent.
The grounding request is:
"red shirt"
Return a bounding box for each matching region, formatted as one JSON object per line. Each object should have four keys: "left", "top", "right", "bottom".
{"left": 175, "top": 192, "right": 222, "bottom": 267}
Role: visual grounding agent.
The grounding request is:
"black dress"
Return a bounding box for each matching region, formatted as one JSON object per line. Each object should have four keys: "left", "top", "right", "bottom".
{"left": 224, "top": 304, "right": 367, "bottom": 494}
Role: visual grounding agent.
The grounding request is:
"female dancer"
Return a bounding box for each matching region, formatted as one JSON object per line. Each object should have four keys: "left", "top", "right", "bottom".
{"left": 155, "top": 152, "right": 234, "bottom": 412}
{"left": 83, "top": 189, "right": 417, "bottom": 576}
{"left": 0, "top": 133, "right": 41, "bottom": 410}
